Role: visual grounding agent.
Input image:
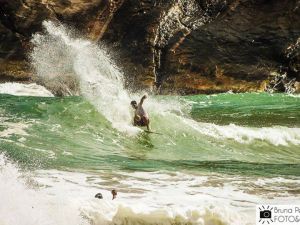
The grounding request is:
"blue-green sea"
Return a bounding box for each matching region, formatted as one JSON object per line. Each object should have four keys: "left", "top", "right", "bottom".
{"left": 1, "top": 93, "right": 300, "bottom": 175}
{"left": 0, "top": 21, "right": 299, "bottom": 225}
{"left": 1, "top": 90, "right": 300, "bottom": 225}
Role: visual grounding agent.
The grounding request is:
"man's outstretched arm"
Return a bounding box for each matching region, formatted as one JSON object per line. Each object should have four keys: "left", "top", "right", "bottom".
{"left": 139, "top": 94, "right": 147, "bottom": 105}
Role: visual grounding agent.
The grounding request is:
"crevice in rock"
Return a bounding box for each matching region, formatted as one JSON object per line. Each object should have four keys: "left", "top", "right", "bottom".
{"left": 152, "top": 0, "right": 229, "bottom": 90}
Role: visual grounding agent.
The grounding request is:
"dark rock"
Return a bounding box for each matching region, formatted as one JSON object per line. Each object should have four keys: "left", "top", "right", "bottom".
{"left": 285, "top": 37, "right": 300, "bottom": 80}
{"left": 103, "top": 0, "right": 300, "bottom": 93}
{"left": 0, "top": 0, "right": 119, "bottom": 82}
{"left": 0, "top": 0, "right": 300, "bottom": 94}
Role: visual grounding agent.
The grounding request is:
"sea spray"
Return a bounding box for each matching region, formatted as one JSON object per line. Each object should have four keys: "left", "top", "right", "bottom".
{"left": 30, "top": 21, "right": 190, "bottom": 134}
{"left": 0, "top": 19, "right": 298, "bottom": 225}
{"left": 29, "top": 21, "right": 300, "bottom": 145}
{"left": 31, "top": 21, "right": 138, "bottom": 133}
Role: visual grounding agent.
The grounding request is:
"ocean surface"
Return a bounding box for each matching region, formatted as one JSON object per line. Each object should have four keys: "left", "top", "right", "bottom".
{"left": 0, "top": 21, "right": 300, "bottom": 225}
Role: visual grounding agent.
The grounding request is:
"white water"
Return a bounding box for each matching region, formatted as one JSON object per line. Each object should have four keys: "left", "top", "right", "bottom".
{"left": 31, "top": 21, "right": 138, "bottom": 134}
{"left": 0, "top": 154, "right": 88, "bottom": 225}
{"left": 0, "top": 83, "right": 53, "bottom": 97}
{"left": 0, "top": 19, "right": 299, "bottom": 225}
{"left": 1, "top": 153, "right": 300, "bottom": 225}
{"left": 28, "top": 21, "right": 300, "bottom": 146}
{"left": 181, "top": 118, "right": 300, "bottom": 146}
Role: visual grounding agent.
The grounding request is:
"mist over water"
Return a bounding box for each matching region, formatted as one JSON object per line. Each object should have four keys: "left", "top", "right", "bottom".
{"left": 31, "top": 21, "right": 136, "bottom": 133}
{"left": 0, "top": 21, "right": 300, "bottom": 225}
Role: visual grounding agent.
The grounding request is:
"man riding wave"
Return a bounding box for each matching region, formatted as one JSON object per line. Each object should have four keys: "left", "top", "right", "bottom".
{"left": 130, "top": 95, "right": 150, "bottom": 131}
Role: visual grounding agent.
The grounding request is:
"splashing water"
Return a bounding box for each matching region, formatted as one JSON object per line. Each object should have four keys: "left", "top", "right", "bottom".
{"left": 0, "top": 20, "right": 299, "bottom": 225}
{"left": 31, "top": 21, "right": 138, "bottom": 133}
{"left": 0, "top": 154, "right": 90, "bottom": 225}
{"left": 29, "top": 21, "right": 300, "bottom": 145}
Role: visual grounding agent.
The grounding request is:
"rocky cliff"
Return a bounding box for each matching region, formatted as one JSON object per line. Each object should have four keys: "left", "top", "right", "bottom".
{"left": 0, "top": 0, "right": 122, "bottom": 81}
{"left": 0, "top": 0, "right": 299, "bottom": 94}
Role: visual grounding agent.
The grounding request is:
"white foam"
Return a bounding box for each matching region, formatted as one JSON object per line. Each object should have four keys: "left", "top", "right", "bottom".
{"left": 33, "top": 170, "right": 253, "bottom": 225}
{"left": 1, "top": 153, "right": 300, "bottom": 225}
{"left": 0, "top": 121, "right": 30, "bottom": 138}
{"left": 288, "top": 93, "right": 300, "bottom": 98}
{"left": 32, "top": 169, "right": 300, "bottom": 225}
{"left": 0, "top": 154, "right": 88, "bottom": 225}
{"left": 0, "top": 82, "right": 53, "bottom": 97}
{"left": 181, "top": 117, "right": 300, "bottom": 146}
{"left": 30, "top": 22, "right": 191, "bottom": 136}
{"left": 31, "top": 21, "right": 140, "bottom": 135}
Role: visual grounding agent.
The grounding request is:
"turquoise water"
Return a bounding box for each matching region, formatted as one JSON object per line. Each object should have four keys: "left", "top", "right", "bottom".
{"left": 1, "top": 21, "right": 300, "bottom": 225}
{"left": 1, "top": 93, "right": 299, "bottom": 177}
{"left": 1, "top": 90, "right": 300, "bottom": 225}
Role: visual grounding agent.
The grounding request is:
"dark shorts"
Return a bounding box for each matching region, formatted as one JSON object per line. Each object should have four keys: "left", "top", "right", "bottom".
{"left": 134, "top": 116, "right": 149, "bottom": 127}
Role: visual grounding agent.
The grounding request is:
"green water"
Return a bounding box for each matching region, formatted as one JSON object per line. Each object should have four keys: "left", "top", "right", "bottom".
{"left": 1, "top": 93, "right": 300, "bottom": 177}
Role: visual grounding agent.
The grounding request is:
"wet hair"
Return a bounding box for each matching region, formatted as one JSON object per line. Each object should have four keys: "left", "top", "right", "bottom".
{"left": 131, "top": 100, "right": 137, "bottom": 105}
{"left": 95, "top": 193, "right": 103, "bottom": 199}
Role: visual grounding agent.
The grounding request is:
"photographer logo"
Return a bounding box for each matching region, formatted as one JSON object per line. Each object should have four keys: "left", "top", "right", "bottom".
{"left": 258, "top": 206, "right": 273, "bottom": 224}
{"left": 256, "top": 205, "right": 300, "bottom": 225}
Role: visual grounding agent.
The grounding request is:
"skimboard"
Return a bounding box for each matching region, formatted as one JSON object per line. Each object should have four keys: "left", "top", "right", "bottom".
{"left": 143, "top": 130, "right": 163, "bottom": 135}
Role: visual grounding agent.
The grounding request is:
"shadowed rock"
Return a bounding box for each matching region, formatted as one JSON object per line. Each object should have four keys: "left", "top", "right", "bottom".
{"left": 0, "top": 0, "right": 300, "bottom": 94}
{"left": 103, "top": 0, "right": 300, "bottom": 93}
{"left": 0, "top": 0, "right": 122, "bottom": 85}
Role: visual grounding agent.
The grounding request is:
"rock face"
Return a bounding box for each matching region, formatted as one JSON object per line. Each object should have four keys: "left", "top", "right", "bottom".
{"left": 102, "top": 0, "right": 300, "bottom": 93}
{"left": 0, "top": 0, "right": 300, "bottom": 94}
{"left": 286, "top": 37, "right": 300, "bottom": 80}
{"left": 0, "top": 0, "right": 122, "bottom": 81}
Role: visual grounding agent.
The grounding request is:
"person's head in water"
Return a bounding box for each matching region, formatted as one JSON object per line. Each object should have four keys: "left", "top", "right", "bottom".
{"left": 111, "top": 189, "right": 117, "bottom": 200}
{"left": 131, "top": 100, "right": 138, "bottom": 109}
{"left": 95, "top": 193, "right": 103, "bottom": 199}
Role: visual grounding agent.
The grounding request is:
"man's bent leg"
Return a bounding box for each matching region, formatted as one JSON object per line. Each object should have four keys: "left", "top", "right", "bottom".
{"left": 141, "top": 117, "right": 150, "bottom": 131}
